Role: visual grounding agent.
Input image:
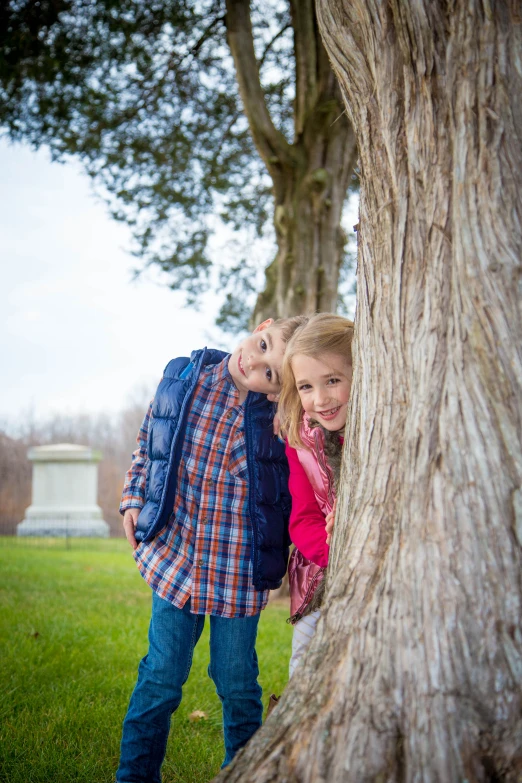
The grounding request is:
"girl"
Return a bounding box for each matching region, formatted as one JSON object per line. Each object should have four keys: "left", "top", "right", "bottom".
{"left": 278, "top": 313, "right": 354, "bottom": 676}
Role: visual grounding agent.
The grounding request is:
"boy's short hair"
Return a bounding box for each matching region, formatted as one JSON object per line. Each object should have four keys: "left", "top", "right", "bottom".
{"left": 272, "top": 315, "right": 310, "bottom": 344}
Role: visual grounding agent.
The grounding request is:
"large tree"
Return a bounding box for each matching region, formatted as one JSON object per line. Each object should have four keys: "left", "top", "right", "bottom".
{"left": 0, "top": 0, "right": 357, "bottom": 327}
{"left": 214, "top": 0, "right": 522, "bottom": 781}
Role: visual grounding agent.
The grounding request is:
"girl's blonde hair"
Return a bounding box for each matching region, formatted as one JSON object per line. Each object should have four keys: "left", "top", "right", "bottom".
{"left": 278, "top": 313, "right": 354, "bottom": 449}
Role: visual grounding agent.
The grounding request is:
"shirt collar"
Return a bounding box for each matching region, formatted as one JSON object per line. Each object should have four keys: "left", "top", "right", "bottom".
{"left": 204, "top": 355, "right": 235, "bottom": 390}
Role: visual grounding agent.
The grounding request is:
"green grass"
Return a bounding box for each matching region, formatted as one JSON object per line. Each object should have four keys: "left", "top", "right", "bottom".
{"left": 0, "top": 539, "right": 292, "bottom": 783}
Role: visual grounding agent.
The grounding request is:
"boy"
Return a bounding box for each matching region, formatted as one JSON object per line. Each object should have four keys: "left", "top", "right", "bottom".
{"left": 116, "top": 316, "right": 307, "bottom": 783}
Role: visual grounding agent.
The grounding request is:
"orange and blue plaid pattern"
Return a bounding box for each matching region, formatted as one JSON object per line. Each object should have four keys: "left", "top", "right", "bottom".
{"left": 120, "top": 356, "right": 269, "bottom": 617}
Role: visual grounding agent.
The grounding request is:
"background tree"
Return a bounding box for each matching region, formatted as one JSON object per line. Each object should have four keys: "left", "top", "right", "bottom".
{"left": 213, "top": 0, "right": 522, "bottom": 781}
{"left": 0, "top": 0, "right": 358, "bottom": 328}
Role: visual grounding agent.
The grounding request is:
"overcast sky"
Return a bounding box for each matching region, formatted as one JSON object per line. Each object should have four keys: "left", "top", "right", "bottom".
{"left": 0, "top": 139, "right": 237, "bottom": 428}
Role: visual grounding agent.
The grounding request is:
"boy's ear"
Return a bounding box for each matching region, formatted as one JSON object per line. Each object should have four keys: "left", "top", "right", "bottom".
{"left": 253, "top": 318, "right": 274, "bottom": 334}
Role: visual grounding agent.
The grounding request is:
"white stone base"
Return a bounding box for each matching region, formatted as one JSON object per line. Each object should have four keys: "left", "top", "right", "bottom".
{"left": 19, "top": 444, "right": 110, "bottom": 538}
{"left": 17, "top": 518, "right": 110, "bottom": 538}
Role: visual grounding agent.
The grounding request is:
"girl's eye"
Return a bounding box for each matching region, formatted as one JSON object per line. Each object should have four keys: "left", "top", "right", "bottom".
{"left": 327, "top": 377, "right": 340, "bottom": 385}
{"left": 260, "top": 339, "right": 267, "bottom": 352}
{"left": 298, "top": 383, "right": 311, "bottom": 391}
{"left": 265, "top": 367, "right": 272, "bottom": 381}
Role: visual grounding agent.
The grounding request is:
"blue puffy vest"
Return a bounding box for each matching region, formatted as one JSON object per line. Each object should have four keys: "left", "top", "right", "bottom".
{"left": 135, "top": 348, "right": 291, "bottom": 591}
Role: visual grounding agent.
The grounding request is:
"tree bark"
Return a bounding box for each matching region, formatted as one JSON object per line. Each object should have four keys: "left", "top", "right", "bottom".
{"left": 252, "top": 95, "right": 356, "bottom": 321}
{"left": 225, "top": 0, "right": 357, "bottom": 321}
{"left": 214, "top": 0, "right": 522, "bottom": 781}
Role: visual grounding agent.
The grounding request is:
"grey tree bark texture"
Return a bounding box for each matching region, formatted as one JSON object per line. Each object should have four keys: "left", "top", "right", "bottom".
{"left": 214, "top": 1, "right": 522, "bottom": 781}
{"left": 225, "top": 0, "right": 357, "bottom": 322}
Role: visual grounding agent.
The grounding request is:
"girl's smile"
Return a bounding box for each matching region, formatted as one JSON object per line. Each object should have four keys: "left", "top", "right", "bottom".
{"left": 315, "top": 405, "right": 342, "bottom": 420}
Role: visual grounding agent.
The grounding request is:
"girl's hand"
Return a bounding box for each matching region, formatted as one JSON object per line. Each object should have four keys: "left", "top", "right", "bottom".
{"left": 325, "top": 500, "right": 337, "bottom": 546}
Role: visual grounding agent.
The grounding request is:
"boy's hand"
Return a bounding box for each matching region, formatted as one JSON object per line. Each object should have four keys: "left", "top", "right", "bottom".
{"left": 123, "top": 508, "right": 140, "bottom": 550}
{"left": 325, "top": 500, "right": 337, "bottom": 546}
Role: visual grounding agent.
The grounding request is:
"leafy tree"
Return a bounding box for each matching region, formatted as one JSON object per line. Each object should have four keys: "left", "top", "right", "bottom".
{"left": 0, "top": 0, "right": 358, "bottom": 327}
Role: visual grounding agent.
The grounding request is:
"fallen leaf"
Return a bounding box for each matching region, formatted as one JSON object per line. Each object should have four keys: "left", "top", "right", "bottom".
{"left": 188, "top": 710, "right": 208, "bottom": 723}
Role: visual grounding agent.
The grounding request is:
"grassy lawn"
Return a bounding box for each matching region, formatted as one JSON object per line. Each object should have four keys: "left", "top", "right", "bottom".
{"left": 0, "top": 539, "right": 292, "bottom": 783}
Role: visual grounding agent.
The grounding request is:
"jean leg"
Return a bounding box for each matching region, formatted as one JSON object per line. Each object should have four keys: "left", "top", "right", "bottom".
{"left": 208, "top": 613, "right": 263, "bottom": 768}
{"left": 289, "top": 610, "right": 320, "bottom": 678}
{"left": 116, "top": 593, "right": 205, "bottom": 783}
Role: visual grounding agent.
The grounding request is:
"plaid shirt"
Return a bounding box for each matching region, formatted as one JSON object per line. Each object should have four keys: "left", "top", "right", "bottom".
{"left": 120, "top": 356, "right": 269, "bottom": 617}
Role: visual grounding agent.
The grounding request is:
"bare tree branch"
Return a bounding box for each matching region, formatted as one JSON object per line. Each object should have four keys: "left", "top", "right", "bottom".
{"left": 258, "top": 22, "right": 292, "bottom": 73}
{"left": 178, "top": 12, "right": 227, "bottom": 66}
{"left": 225, "top": 0, "right": 298, "bottom": 190}
{"left": 290, "top": 0, "right": 319, "bottom": 136}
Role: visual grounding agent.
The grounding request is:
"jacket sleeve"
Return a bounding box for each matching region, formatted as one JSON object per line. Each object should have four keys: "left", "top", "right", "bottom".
{"left": 286, "top": 443, "right": 329, "bottom": 568}
{"left": 119, "top": 401, "right": 153, "bottom": 514}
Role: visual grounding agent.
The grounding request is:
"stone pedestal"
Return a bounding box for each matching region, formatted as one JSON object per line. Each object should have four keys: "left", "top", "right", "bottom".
{"left": 17, "top": 443, "right": 110, "bottom": 537}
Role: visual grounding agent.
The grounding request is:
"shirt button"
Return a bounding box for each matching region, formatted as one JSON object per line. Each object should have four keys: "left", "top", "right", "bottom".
{"left": 198, "top": 559, "right": 204, "bottom": 566}
{"left": 201, "top": 518, "right": 208, "bottom": 524}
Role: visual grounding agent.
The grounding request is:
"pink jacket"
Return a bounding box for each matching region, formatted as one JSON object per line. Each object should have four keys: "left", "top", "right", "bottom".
{"left": 286, "top": 416, "right": 335, "bottom": 620}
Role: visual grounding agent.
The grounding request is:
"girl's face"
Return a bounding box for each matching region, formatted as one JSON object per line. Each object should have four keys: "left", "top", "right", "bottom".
{"left": 292, "top": 352, "right": 353, "bottom": 432}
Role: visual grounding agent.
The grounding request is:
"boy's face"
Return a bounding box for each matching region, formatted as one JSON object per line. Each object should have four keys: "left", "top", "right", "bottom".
{"left": 228, "top": 319, "right": 286, "bottom": 398}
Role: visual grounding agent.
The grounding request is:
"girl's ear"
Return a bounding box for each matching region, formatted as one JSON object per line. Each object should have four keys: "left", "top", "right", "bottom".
{"left": 253, "top": 318, "right": 274, "bottom": 334}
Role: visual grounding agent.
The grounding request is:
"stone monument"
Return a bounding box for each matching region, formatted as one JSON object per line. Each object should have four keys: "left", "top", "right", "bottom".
{"left": 17, "top": 443, "right": 110, "bottom": 537}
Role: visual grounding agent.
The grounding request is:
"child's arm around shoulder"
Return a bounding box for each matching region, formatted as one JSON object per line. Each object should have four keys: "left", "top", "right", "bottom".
{"left": 286, "top": 443, "right": 329, "bottom": 568}
{"left": 120, "top": 400, "right": 153, "bottom": 549}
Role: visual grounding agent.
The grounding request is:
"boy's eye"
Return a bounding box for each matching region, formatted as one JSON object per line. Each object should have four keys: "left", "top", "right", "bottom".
{"left": 260, "top": 339, "right": 267, "bottom": 352}
{"left": 327, "top": 377, "right": 340, "bottom": 385}
{"left": 265, "top": 367, "right": 272, "bottom": 381}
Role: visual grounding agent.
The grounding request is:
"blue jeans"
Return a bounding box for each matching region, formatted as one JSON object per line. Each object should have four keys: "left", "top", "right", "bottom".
{"left": 116, "top": 592, "right": 262, "bottom": 782}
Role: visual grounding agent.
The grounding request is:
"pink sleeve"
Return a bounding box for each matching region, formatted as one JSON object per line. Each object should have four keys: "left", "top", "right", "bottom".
{"left": 286, "top": 443, "right": 329, "bottom": 568}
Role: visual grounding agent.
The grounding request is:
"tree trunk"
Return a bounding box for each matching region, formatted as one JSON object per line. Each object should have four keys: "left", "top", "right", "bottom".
{"left": 225, "top": 0, "right": 357, "bottom": 322}
{"left": 253, "top": 96, "right": 356, "bottom": 322}
{"left": 215, "top": 1, "right": 522, "bottom": 781}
